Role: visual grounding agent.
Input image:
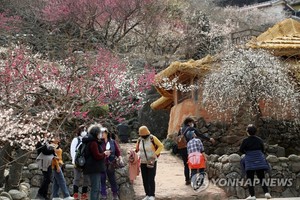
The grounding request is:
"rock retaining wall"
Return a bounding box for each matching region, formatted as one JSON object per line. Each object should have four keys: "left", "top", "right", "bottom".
{"left": 206, "top": 154, "right": 300, "bottom": 199}
{"left": 196, "top": 118, "right": 300, "bottom": 156}
{"left": 0, "top": 149, "right": 134, "bottom": 200}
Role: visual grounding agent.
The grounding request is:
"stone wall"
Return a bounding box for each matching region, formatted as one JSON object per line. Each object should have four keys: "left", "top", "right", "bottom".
{"left": 206, "top": 153, "right": 300, "bottom": 199}
{"left": 24, "top": 163, "right": 134, "bottom": 200}
{"left": 194, "top": 117, "right": 300, "bottom": 155}
{"left": 0, "top": 149, "right": 134, "bottom": 200}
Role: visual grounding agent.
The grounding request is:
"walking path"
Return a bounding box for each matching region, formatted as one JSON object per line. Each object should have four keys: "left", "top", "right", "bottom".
{"left": 122, "top": 143, "right": 300, "bottom": 200}
{"left": 121, "top": 143, "right": 226, "bottom": 200}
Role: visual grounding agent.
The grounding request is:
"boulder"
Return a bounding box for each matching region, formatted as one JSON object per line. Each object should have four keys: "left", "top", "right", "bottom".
{"left": 8, "top": 190, "right": 26, "bottom": 200}
{"left": 0, "top": 192, "right": 12, "bottom": 200}
{"left": 228, "top": 154, "right": 241, "bottom": 163}
{"left": 138, "top": 88, "right": 169, "bottom": 139}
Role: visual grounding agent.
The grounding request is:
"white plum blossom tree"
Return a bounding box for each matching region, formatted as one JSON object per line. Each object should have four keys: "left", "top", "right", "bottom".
{"left": 202, "top": 48, "right": 300, "bottom": 123}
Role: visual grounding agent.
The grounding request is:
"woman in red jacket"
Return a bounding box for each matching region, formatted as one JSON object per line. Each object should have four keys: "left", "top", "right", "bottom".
{"left": 82, "top": 124, "right": 111, "bottom": 200}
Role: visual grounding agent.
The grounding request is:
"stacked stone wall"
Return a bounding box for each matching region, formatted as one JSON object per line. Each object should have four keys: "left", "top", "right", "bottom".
{"left": 206, "top": 154, "right": 300, "bottom": 198}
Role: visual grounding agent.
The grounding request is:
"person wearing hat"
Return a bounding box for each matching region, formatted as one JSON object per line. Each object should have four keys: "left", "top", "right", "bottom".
{"left": 240, "top": 124, "right": 271, "bottom": 200}
{"left": 135, "top": 126, "right": 163, "bottom": 200}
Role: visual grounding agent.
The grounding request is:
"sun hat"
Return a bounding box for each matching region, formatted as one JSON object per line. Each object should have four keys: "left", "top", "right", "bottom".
{"left": 139, "top": 126, "right": 150, "bottom": 136}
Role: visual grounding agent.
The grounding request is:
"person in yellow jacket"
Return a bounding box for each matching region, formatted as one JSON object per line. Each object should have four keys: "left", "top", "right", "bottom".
{"left": 135, "top": 126, "right": 164, "bottom": 200}
{"left": 51, "top": 138, "right": 74, "bottom": 200}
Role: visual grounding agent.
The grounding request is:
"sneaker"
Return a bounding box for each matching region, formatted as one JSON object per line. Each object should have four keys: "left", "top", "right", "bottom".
{"left": 148, "top": 197, "right": 155, "bottom": 200}
{"left": 63, "top": 197, "right": 74, "bottom": 200}
{"left": 245, "top": 196, "right": 256, "bottom": 200}
{"left": 73, "top": 193, "right": 79, "bottom": 200}
{"left": 80, "top": 193, "right": 88, "bottom": 200}
{"left": 265, "top": 193, "right": 272, "bottom": 199}
{"left": 142, "top": 196, "right": 149, "bottom": 200}
{"left": 185, "top": 180, "right": 191, "bottom": 185}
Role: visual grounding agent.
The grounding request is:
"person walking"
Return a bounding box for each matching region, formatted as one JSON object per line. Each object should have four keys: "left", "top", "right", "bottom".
{"left": 70, "top": 125, "right": 89, "bottom": 200}
{"left": 135, "top": 126, "right": 164, "bottom": 200}
{"left": 36, "top": 136, "right": 56, "bottom": 200}
{"left": 177, "top": 117, "right": 214, "bottom": 185}
{"left": 186, "top": 132, "right": 206, "bottom": 189}
{"left": 240, "top": 124, "right": 272, "bottom": 200}
{"left": 186, "top": 132, "right": 205, "bottom": 180}
{"left": 51, "top": 138, "right": 74, "bottom": 200}
{"left": 82, "top": 124, "right": 110, "bottom": 200}
{"left": 100, "top": 127, "right": 123, "bottom": 200}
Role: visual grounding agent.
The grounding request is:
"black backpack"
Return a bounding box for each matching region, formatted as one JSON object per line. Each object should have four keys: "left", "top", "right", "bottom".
{"left": 75, "top": 141, "right": 87, "bottom": 169}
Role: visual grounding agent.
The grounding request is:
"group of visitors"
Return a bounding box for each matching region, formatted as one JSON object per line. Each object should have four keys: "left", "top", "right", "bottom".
{"left": 34, "top": 115, "right": 272, "bottom": 200}
{"left": 35, "top": 123, "right": 123, "bottom": 200}
{"left": 176, "top": 117, "right": 272, "bottom": 200}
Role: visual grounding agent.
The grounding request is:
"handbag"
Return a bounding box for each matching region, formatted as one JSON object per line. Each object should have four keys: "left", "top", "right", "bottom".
{"left": 107, "top": 157, "right": 125, "bottom": 171}
{"left": 176, "top": 127, "right": 189, "bottom": 149}
{"left": 142, "top": 140, "right": 155, "bottom": 168}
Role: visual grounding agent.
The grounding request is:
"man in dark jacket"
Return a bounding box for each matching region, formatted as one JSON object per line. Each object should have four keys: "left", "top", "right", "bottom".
{"left": 82, "top": 124, "right": 111, "bottom": 200}
{"left": 240, "top": 124, "right": 271, "bottom": 200}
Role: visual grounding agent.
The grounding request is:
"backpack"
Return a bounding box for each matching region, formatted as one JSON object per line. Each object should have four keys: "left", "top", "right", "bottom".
{"left": 136, "top": 135, "right": 160, "bottom": 157}
{"left": 75, "top": 141, "right": 87, "bottom": 169}
{"left": 176, "top": 127, "right": 189, "bottom": 149}
{"left": 187, "top": 152, "right": 206, "bottom": 169}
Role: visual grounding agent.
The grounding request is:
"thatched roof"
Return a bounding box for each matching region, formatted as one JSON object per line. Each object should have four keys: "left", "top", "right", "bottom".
{"left": 247, "top": 18, "right": 300, "bottom": 56}
{"left": 151, "top": 55, "right": 214, "bottom": 110}
{"left": 150, "top": 96, "right": 173, "bottom": 110}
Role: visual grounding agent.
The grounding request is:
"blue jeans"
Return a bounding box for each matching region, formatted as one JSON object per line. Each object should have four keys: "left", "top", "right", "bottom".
{"left": 52, "top": 168, "right": 71, "bottom": 198}
{"left": 89, "top": 173, "right": 101, "bottom": 200}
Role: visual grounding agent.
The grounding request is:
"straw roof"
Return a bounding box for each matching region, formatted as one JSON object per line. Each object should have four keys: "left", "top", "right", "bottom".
{"left": 151, "top": 55, "right": 214, "bottom": 110}
{"left": 247, "top": 18, "right": 300, "bottom": 56}
{"left": 155, "top": 55, "right": 213, "bottom": 83}
{"left": 150, "top": 96, "right": 173, "bottom": 110}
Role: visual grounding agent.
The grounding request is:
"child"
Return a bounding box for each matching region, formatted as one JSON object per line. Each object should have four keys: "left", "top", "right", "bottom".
{"left": 51, "top": 138, "right": 74, "bottom": 200}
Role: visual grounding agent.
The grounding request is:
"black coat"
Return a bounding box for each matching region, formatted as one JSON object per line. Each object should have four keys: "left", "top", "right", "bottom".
{"left": 82, "top": 135, "right": 105, "bottom": 174}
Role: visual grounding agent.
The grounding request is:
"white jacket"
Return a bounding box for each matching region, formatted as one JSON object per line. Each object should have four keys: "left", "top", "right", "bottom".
{"left": 70, "top": 136, "right": 82, "bottom": 164}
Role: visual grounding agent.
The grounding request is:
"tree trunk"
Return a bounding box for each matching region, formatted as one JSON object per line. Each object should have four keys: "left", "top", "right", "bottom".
{"left": 5, "top": 147, "right": 30, "bottom": 191}
{"left": 0, "top": 143, "right": 14, "bottom": 187}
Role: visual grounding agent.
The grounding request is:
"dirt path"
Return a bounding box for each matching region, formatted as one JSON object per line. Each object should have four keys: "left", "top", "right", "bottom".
{"left": 121, "top": 143, "right": 226, "bottom": 200}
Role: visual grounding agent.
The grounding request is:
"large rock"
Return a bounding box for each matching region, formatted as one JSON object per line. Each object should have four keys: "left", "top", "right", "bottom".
{"left": 119, "top": 182, "right": 135, "bottom": 200}
{"left": 8, "top": 190, "right": 26, "bottom": 200}
{"left": 0, "top": 192, "right": 12, "bottom": 200}
{"left": 138, "top": 87, "right": 169, "bottom": 139}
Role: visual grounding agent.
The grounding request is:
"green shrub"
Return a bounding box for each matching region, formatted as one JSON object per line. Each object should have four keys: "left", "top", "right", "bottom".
{"left": 163, "top": 138, "right": 176, "bottom": 151}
